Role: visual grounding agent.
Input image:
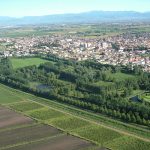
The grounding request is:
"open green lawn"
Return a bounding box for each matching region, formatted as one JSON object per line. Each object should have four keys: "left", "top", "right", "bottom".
{"left": 93, "top": 80, "right": 114, "bottom": 86}
{"left": 132, "top": 90, "right": 145, "bottom": 95}
{"left": 11, "top": 58, "right": 50, "bottom": 69}
{"left": 110, "top": 72, "right": 135, "bottom": 81}
{"left": 128, "top": 90, "right": 145, "bottom": 98}
{"left": 141, "top": 93, "right": 150, "bottom": 102}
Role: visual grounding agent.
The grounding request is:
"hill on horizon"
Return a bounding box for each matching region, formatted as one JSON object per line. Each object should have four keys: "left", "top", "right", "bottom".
{"left": 0, "top": 11, "right": 150, "bottom": 26}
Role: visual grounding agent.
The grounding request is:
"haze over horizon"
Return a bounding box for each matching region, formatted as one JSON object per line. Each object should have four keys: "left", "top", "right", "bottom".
{"left": 0, "top": 0, "right": 150, "bottom": 17}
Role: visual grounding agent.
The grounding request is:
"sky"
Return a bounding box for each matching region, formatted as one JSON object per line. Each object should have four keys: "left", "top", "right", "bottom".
{"left": 0, "top": 0, "right": 150, "bottom": 17}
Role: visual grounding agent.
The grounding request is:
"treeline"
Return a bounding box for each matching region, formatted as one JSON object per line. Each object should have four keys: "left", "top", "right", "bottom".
{"left": 0, "top": 56, "right": 150, "bottom": 127}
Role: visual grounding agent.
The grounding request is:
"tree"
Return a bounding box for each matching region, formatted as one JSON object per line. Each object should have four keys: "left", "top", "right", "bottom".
{"left": 126, "top": 114, "right": 131, "bottom": 122}
{"left": 131, "top": 114, "right": 136, "bottom": 123}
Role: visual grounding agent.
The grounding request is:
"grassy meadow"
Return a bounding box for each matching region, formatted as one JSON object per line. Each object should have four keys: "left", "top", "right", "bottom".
{"left": 11, "top": 58, "right": 50, "bottom": 69}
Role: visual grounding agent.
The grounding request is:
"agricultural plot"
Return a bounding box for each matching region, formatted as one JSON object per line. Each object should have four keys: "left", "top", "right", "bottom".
{"left": 28, "top": 107, "right": 126, "bottom": 148}
{"left": 10, "top": 101, "right": 44, "bottom": 112}
{"left": 28, "top": 108, "right": 66, "bottom": 120}
{"left": 49, "top": 116, "right": 90, "bottom": 131}
{"left": 6, "top": 135, "right": 93, "bottom": 150}
{"left": 106, "top": 136, "right": 150, "bottom": 150}
{"left": 0, "top": 85, "right": 23, "bottom": 104}
{"left": 0, "top": 124, "right": 61, "bottom": 148}
{"left": 75, "top": 125, "right": 122, "bottom": 145}
{"left": 28, "top": 106, "right": 91, "bottom": 131}
{"left": 11, "top": 58, "right": 50, "bottom": 69}
{"left": 0, "top": 106, "right": 97, "bottom": 150}
{"left": 0, "top": 106, "right": 33, "bottom": 129}
{"left": 0, "top": 28, "right": 63, "bottom": 38}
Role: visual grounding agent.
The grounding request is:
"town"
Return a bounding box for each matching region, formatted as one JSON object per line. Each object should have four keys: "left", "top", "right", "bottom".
{"left": 0, "top": 31, "right": 150, "bottom": 72}
{"left": 0, "top": 0, "right": 150, "bottom": 149}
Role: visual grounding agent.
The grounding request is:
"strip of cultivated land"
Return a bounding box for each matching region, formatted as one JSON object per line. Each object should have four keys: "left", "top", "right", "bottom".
{"left": 5, "top": 135, "right": 93, "bottom": 150}
{"left": 0, "top": 83, "right": 150, "bottom": 150}
{"left": 0, "top": 107, "right": 98, "bottom": 150}
{"left": 0, "top": 106, "right": 33, "bottom": 129}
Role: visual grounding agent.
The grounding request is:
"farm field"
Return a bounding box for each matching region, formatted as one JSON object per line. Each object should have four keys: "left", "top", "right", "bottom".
{"left": 0, "top": 25, "right": 122, "bottom": 38}
{"left": 0, "top": 106, "right": 97, "bottom": 150}
{"left": 0, "top": 106, "right": 34, "bottom": 129}
{"left": 74, "top": 125, "right": 122, "bottom": 145}
{"left": 0, "top": 83, "right": 150, "bottom": 150}
{"left": 14, "top": 101, "right": 127, "bottom": 146}
{"left": 10, "top": 101, "right": 44, "bottom": 112}
{"left": 10, "top": 101, "right": 150, "bottom": 150}
{"left": 106, "top": 136, "right": 150, "bottom": 150}
{"left": 0, "top": 124, "right": 61, "bottom": 148}
{"left": 0, "top": 28, "right": 55, "bottom": 38}
{"left": 10, "top": 58, "right": 50, "bottom": 69}
{"left": 6, "top": 135, "right": 93, "bottom": 150}
{"left": 28, "top": 108, "right": 67, "bottom": 120}
{"left": 48, "top": 116, "right": 90, "bottom": 131}
{"left": 0, "top": 86, "right": 23, "bottom": 104}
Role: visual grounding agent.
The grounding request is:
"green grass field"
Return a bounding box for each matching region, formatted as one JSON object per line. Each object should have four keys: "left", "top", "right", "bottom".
{"left": 141, "top": 93, "right": 150, "bottom": 102}
{"left": 0, "top": 28, "right": 54, "bottom": 38}
{"left": 110, "top": 72, "right": 135, "bottom": 81}
{"left": 93, "top": 80, "right": 114, "bottom": 86}
{"left": 0, "top": 85, "right": 23, "bottom": 104}
{"left": 11, "top": 58, "right": 50, "bottom": 69}
{"left": 10, "top": 101, "right": 44, "bottom": 112}
{"left": 29, "top": 108, "right": 66, "bottom": 120}
{"left": 49, "top": 116, "right": 90, "bottom": 131}
{"left": 106, "top": 136, "right": 150, "bottom": 150}
{"left": 75, "top": 125, "right": 122, "bottom": 145}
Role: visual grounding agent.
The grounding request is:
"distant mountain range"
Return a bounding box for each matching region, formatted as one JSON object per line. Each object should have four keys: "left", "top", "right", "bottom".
{"left": 0, "top": 11, "right": 150, "bottom": 26}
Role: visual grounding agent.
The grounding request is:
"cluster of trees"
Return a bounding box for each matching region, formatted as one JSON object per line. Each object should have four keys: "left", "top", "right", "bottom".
{"left": 0, "top": 55, "right": 150, "bottom": 127}
{"left": 0, "top": 58, "right": 13, "bottom": 75}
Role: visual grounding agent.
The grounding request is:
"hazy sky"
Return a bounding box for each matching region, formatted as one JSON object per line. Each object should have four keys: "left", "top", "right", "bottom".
{"left": 0, "top": 0, "right": 150, "bottom": 17}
